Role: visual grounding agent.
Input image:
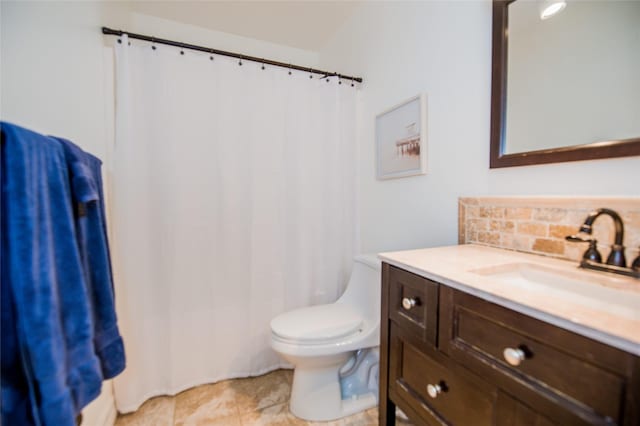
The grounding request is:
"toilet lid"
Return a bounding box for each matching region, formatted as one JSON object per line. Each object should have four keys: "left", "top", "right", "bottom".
{"left": 271, "top": 303, "right": 363, "bottom": 343}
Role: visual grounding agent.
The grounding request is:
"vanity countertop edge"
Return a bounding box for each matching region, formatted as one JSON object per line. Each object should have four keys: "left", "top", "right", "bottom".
{"left": 378, "top": 244, "right": 640, "bottom": 356}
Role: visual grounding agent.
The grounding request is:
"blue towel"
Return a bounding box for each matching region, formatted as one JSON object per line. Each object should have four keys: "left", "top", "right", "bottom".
{"left": 1, "top": 189, "right": 34, "bottom": 425}
{"left": 1, "top": 122, "right": 103, "bottom": 425}
{"left": 54, "top": 137, "right": 126, "bottom": 379}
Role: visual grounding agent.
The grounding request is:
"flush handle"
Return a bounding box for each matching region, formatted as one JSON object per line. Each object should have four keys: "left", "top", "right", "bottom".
{"left": 503, "top": 347, "right": 526, "bottom": 366}
{"left": 427, "top": 383, "right": 443, "bottom": 399}
{"left": 402, "top": 297, "right": 418, "bottom": 310}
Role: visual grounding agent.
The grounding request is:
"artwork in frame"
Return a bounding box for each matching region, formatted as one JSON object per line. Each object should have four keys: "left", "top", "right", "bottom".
{"left": 375, "top": 94, "right": 427, "bottom": 179}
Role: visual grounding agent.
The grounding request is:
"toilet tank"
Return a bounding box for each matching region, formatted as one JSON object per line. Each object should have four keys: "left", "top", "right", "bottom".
{"left": 337, "top": 254, "right": 381, "bottom": 321}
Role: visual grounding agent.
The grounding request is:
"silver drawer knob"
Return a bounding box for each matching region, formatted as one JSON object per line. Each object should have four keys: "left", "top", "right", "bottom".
{"left": 427, "top": 383, "right": 442, "bottom": 399}
{"left": 402, "top": 297, "right": 417, "bottom": 310}
{"left": 503, "top": 347, "right": 526, "bottom": 366}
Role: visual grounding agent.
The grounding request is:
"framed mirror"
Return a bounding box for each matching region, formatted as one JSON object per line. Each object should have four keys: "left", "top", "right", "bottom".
{"left": 490, "top": 0, "right": 640, "bottom": 168}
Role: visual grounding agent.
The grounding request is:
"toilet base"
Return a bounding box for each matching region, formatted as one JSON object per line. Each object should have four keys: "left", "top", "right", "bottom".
{"left": 288, "top": 358, "right": 378, "bottom": 421}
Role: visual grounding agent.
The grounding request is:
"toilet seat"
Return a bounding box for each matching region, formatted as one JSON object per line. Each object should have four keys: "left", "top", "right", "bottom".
{"left": 271, "top": 303, "right": 363, "bottom": 344}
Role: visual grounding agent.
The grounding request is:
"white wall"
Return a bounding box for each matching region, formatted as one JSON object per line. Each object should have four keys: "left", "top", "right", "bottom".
{"left": 126, "top": 11, "right": 319, "bottom": 68}
{"left": 319, "top": 1, "right": 640, "bottom": 254}
{"left": 1, "top": 2, "right": 320, "bottom": 424}
{"left": 1, "top": 1, "right": 126, "bottom": 159}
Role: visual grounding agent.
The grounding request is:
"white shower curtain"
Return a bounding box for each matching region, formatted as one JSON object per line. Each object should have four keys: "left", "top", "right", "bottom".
{"left": 110, "top": 35, "right": 357, "bottom": 412}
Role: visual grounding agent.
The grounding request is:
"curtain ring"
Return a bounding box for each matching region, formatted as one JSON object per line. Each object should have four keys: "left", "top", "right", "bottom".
{"left": 288, "top": 64, "right": 292, "bottom": 75}
{"left": 209, "top": 49, "right": 214, "bottom": 61}
{"left": 309, "top": 68, "right": 313, "bottom": 79}
{"left": 261, "top": 59, "right": 265, "bottom": 70}
{"left": 239, "top": 56, "right": 243, "bottom": 66}
{"left": 351, "top": 78, "right": 354, "bottom": 87}
{"left": 151, "top": 37, "right": 156, "bottom": 50}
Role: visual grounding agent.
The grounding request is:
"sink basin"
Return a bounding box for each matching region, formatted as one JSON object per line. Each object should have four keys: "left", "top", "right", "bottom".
{"left": 470, "top": 263, "right": 640, "bottom": 321}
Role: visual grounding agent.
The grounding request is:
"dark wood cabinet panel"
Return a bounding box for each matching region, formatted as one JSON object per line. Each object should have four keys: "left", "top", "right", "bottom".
{"left": 439, "top": 287, "right": 635, "bottom": 375}
{"left": 389, "top": 325, "right": 496, "bottom": 426}
{"left": 380, "top": 263, "right": 396, "bottom": 426}
{"left": 454, "top": 305, "right": 624, "bottom": 420}
{"left": 388, "top": 265, "right": 439, "bottom": 346}
{"left": 379, "top": 262, "right": 640, "bottom": 426}
{"left": 495, "top": 392, "right": 559, "bottom": 426}
{"left": 439, "top": 286, "right": 637, "bottom": 425}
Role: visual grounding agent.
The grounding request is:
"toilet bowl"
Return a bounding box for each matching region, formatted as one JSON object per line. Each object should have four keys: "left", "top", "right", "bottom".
{"left": 270, "top": 254, "right": 381, "bottom": 421}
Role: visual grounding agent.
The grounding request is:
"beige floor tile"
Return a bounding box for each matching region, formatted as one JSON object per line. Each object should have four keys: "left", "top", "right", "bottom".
{"left": 115, "top": 396, "right": 175, "bottom": 426}
{"left": 185, "top": 414, "right": 243, "bottom": 426}
{"left": 232, "top": 370, "right": 292, "bottom": 413}
{"left": 240, "top": 402, "right": 298, "bottom": 426}
{"left": 287, "top": 409, "right": 376, "bottom": 426}
{"left": 340, "top": 410, "right": 377, "bottom": 426}
{"left": 364, "top": 407, "right": 379, "bottom": 425}
{"left": 113, "top": 370, "right": 390, "bottom": 426}
{"left": 174, "top": 381, "right": 241, "bottom": 426}
{"left": 280, "top": 369, "right": 293, "bottom": 385}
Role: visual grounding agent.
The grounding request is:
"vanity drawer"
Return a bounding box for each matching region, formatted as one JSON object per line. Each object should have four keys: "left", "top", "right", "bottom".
{"left": 439, "top": 287, "right": 636, "bottom": 424}
{"left": 495, "top": 392, "right": 560, "bottom": 426}
{"left": 389, "top": 325, "right": 496, "bottom": 425}
{"left": 388, "top": 265, "right": 438, "bottom": 345}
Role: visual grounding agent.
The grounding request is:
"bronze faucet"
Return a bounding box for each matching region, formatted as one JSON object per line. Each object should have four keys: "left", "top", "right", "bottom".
{"left": 577, "top": 208, "right": 626, "bottom": 267}
{"left": 566, "top": 208, "right": 639, "bottom": 279}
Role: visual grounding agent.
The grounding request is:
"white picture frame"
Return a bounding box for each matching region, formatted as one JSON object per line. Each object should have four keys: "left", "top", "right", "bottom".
{"left": 375, "top": 94, "right": 427, "bottom": 179}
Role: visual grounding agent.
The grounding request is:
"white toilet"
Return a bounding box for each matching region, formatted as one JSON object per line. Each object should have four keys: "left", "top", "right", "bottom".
{"left": 270, "top": 254, "right": 381, "bottom": 421}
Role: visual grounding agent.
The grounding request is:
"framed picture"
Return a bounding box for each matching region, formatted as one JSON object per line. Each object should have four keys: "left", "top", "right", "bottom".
{"left": 375, "top": 94, "right": 427, "bottom": 179}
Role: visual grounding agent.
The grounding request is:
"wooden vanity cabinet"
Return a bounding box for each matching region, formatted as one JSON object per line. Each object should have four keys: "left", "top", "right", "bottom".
{"left": 380, "top": 263, "right": 640, "bottom": 426}
{"left": 387, "top": 265, "right": 439, "bottom": 345}
{"left": 388, "top": 325, "right": 497, "bottom": 425}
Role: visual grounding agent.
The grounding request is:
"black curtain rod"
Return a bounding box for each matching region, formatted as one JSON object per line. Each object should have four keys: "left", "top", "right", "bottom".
{"left": 101, "top": 27, "right": 363, "bottom": 83}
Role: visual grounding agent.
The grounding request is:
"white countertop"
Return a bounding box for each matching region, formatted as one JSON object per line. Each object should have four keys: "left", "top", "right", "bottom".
{"left": 379, "top": 244, "right": 640, "bottom": 356}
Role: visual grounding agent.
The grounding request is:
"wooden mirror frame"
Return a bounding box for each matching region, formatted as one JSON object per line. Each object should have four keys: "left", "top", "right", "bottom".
{"left": 489, "top": 0, "right": 640, "bottom": 168}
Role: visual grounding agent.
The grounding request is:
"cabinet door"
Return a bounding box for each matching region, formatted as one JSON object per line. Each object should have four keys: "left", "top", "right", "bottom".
{"left": 388, "top": 265, "right": 439, "bottom": 345}
{"left": 439, "top": 286, "right": 638, "bottom": 425}
{"left": 389, "top": 325, "right": 496, "bottom": 426}
{"left": 496, "top": 392, "right": 558, "bottom": 426}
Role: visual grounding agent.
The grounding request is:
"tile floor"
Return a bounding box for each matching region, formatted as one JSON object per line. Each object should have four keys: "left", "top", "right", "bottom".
{"left": 115, "top": 369, "right": 412, "bottom": 426}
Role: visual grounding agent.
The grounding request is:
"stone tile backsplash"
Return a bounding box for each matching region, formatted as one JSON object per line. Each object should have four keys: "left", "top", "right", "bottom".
{"left": 459, "top": 197, "right": 640, "bottom": 263}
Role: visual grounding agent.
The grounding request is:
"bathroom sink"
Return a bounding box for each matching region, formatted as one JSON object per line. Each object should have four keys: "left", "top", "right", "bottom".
{"left": 470, "top": 262, "right": 640, "bottom": 321}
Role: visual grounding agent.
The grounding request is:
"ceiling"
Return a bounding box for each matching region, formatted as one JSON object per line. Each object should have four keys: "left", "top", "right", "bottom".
{"left": 130, "top": 1, "right": 362, "bottom": 52}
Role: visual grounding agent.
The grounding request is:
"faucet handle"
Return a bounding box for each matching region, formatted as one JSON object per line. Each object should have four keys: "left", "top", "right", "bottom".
{"left": 565, "top": 235, "right": 602, "bottom": 263}
{"left": 631, "top": 248, "right": 640, "bottom": 272}
{"left": 565, "top": 234, "right": 591, "bottom": 243}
